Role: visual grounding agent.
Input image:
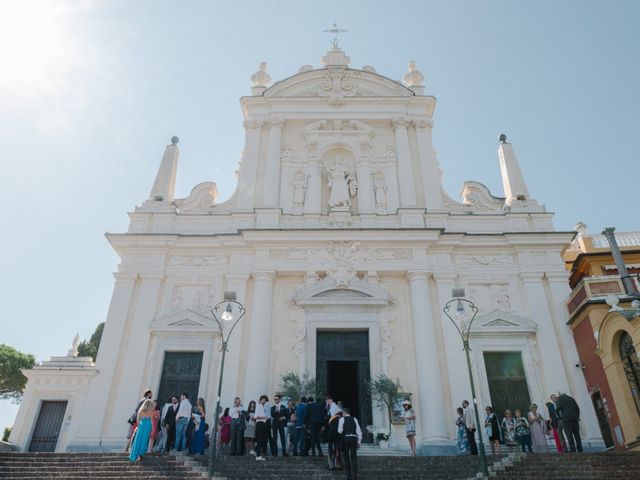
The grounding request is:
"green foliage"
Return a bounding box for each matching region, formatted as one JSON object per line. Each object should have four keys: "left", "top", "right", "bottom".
{"left": 77, "top": 322, "right": 104, "bottom": 361}
{"left": 365, "top": 374, "right": 402, "bottom": 431}
{"left": 0, "top": 344, "right": 36, "bottom": 400}
{"left": 278, "top": 371, "right": 322, "bottom": 401}
{"left": 2, "top": 427, "right": 10, "bottom": 442}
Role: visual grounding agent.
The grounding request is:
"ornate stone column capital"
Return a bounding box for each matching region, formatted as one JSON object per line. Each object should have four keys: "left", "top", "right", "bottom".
{"left": 243, "top": 120, "right": 263, "bottom": 130}
{"left": 391, "top": 117, "right": 408, "bottom": 131}
{"left": 113, "top": 272, "right": 139, "bottom": 283}
{"left": 267, "top": 118, "right": 285, "bottom": 129}
{"left": 520, "top": 272, "right": 544, "bottom": 282}
{"left": 138, "top": 272, "right": 165, "bottom": 283}
{"left": 253, "top": 271, "right": 275, "bottom": 282}
{"left": 407, "top": 270, "right": 429, "bottom": 282}
{"left": 431, "top": 272, "right": 457, "bottom": 282}
{"left": 415, "top": 118, "right": 434, "bottom": 129}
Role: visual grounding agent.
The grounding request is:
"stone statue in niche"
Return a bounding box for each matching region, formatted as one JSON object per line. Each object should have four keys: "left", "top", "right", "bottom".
{"left": 372, "top": 171, "right": 387, "bottom": 213}
{"left": 326, "top": 156, "right": 357, "bottom": 209}
{"left": 291, "top": 170, "right": 307, "bottom": 212}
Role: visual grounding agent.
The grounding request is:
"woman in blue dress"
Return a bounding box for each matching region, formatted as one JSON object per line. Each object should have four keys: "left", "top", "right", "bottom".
{"left": 129, "top": 399, "right": 154, "bottom": 462}
{"left": 189, "top": 397, "right": 207, "bottom": 455}
{"left": 455, "top": 407, "right": 469, "bottom": 455}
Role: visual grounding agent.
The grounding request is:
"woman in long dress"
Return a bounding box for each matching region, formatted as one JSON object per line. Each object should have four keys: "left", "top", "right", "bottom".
{"left": 189, "top": 398, "right": 207, "bottom": 455}
{"left": 455, "top": 407, "right": 469, "bottom": 455}
{"left": 129, "top": 399, "right": 154, "bottom": 462}
{"left": 528, "top": 403, "right": 548, "bottom": 453}
{"left": 401, "top": 400, "right": 416, "bottom": 456}
{"left": 501, "top": 409, "right": 517, "bottom": 452}
{"left": 149, "top": 400, "right": 160, "bottom": 451}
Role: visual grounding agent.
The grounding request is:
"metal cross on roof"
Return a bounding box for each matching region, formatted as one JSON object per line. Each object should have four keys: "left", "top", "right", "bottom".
{"left": 323, "top": 21, "right": 347, "bottom": 48}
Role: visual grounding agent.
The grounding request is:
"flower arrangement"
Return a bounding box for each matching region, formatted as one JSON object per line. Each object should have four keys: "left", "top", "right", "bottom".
{"left": 374, "top": 427, "right": 391, "bottom": 442}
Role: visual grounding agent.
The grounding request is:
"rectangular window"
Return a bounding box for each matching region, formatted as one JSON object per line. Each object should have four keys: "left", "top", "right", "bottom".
{"left": 483, "top": 351, "right": 531, "bottom": 419}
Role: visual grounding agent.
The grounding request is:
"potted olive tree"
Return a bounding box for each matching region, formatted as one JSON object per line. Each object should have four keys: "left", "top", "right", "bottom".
{"left": 365, "top": 374, "right": 402, "bottom": 448}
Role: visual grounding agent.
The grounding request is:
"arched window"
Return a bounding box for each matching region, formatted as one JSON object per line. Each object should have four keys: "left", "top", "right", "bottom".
{"left": 619, "top": 332, "right": 640, "bottom": 417}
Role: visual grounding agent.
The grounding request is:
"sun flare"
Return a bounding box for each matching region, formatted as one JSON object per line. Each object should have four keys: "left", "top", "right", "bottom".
{"left": 0, "top": 1, "right": 67, "bottom": 89}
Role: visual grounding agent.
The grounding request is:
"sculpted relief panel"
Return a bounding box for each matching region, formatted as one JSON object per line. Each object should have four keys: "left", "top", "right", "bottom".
{"left": 168, "top": 285, "right": 216, "bottom": 315}
{"left": 467, "top": 284, "right": 512, "bottom": 313}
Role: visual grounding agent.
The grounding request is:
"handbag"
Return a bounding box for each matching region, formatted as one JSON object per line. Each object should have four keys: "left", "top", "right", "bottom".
{"left": 127, "top": 412, "right": 137, "bottom": 425}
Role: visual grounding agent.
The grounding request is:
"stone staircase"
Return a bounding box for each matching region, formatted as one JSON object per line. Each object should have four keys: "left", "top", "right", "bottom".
{"left": 0, "top": 452, "right": 206, "bottom": 479}
{"left": 3, "top": 451, "right": 640, "bottom": 479}
{"left": 488, "top": 451, "right": 640, "bottom": 480}
{"left": 202, "top": 454, "right": 491, "bottom": 480}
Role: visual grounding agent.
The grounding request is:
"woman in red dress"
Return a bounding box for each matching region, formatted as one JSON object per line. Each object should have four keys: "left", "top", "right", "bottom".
{"left": 219, "top": 407, "right": 232, "bottom": 452}
{"left": 149, "top": 400, "right": 160, "bottom": 451}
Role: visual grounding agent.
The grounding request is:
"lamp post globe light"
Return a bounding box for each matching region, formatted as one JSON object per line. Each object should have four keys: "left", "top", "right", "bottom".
{"left": 208, "top": 292, "right": 245, "bottom": 478}
{"left": 442, "top": 288, "right": 488, "bottom": 477}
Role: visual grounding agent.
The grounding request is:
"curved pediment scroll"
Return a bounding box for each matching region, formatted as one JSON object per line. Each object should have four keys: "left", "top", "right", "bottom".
{"left": 459, "top": 181, "right": 505, "bottom": 213}
{"left": 264, "top": 68, "right": 415, "bottom": 101}
{"left": 174, "top": 182, "right": 219, "bottom": 214}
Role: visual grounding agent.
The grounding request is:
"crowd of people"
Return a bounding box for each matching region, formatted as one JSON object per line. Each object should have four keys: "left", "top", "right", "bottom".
{"left": 126, "top": 390, "right": 208, "bottom": 462}
{"left": 455, "top": 392, "right": 583, "bottom": 455}
{"left": 219, "top": 394, "right": 363, "bottom": 480}
{"left": 125, "top": 387, "right": 582, "bottom": 474}
{"left": 124, "top": 390, "right": 367, "bottom": 480}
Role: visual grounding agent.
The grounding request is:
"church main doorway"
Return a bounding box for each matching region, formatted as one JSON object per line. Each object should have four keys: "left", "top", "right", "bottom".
{"left": 316, "top": 331, "right": 372, "bottom": 441}
{"left": 157, "top": 351, "right": 203, "bottom": 404}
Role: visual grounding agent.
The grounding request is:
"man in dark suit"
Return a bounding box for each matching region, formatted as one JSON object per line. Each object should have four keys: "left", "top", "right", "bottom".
{"left": 164, "top": 395, "right": 179, "bottom": 452}
{"left": 270, "top": 394, "right": 288, "bottom": 456}
{"left": 556, "top": 392, "right": 582, "bottom": 452}
{"left": 306, "top": 397, "right": 325, "bottom": 456}
{"left": 547, "top": 394, "right": 568, "bottom": 452}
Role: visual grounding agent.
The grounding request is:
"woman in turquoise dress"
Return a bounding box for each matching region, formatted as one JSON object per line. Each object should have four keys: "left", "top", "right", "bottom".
{"left": 129, "top": 399, "right": 154, "bottom": 462}
{"left": 455, "top": 407, "right": 469, "bottom": 455}
{"left": 189, "top": 398, "right": 207, "bottom": 455}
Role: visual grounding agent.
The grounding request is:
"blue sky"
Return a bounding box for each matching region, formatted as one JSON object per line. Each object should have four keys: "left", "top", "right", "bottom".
{"left": 0, "top": 0, "right": 638, "bottom": 431}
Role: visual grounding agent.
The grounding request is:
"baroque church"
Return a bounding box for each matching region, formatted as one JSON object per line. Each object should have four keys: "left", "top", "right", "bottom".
{"left": 10, "top": 43, "right": 603, "bottom": 454}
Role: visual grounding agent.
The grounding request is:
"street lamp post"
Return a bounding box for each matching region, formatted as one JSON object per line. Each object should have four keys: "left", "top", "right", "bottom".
{"left": 442, "top": 289, "right": 488, "bottom": 477}
{"left": 208, "top": 293, "right": 245, "bottom": 478}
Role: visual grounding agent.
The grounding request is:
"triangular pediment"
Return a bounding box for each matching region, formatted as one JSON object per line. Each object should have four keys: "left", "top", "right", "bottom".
{"left": 471, "top": 309, "right": 537, "bottom": 335}
{"left": 294, "top": 277, "right": 390, "bottom": 307}
{"left": 151, "top": 310, "right": 218, "bottom": 332}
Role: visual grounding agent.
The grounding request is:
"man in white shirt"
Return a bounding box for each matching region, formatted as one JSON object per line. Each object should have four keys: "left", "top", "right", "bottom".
{"left": 254, "top": 395, "right": 270, "bottom": 461}
{"left": 338, "top": 407, "right": 362, "bottom": 480}
{"left": 229, "top": 397, "right": 244, "bottom": 455}
{"left": 326, "top": 395, "right": 341, "bottom": 416}
{"left": 174, "top": 392, "right": 192, "bottom": 452}
{"left": 462, "top": 400, "right": 478, "bottom": 455}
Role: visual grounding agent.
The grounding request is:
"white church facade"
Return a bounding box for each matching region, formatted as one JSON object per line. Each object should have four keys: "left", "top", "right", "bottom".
{"left": 11, "top": 44, "right": 603, "bottom": 454}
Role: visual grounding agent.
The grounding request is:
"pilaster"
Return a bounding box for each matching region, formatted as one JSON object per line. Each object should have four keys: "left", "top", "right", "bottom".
{"left": 103, "top": 273, "right": 164, "bottom": 441}
{"left": 355, "top": 158, "right": 375, "bottom": 214}
{"left": 236, "top": 120, "right": 263, "bottom": 210}
{"left": 521, "top": 272, "right": 570, "bottom": 396}
{"left": 392, "top": 118, "right": 417, "bottom": 207}
{"left": 408, "top": 271, "right": 450, "bottom": 448}
{"left": 220, "top": 274, "right": 249, "bottom": 406}
{"left": 243, "top": 272, "right": 275, "bottom": 401}
{"left": 415, "top": 119, "right": 443, "bottom": 210}
{"left": 261, "top": 119, "right": 284, "bottom": 207}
